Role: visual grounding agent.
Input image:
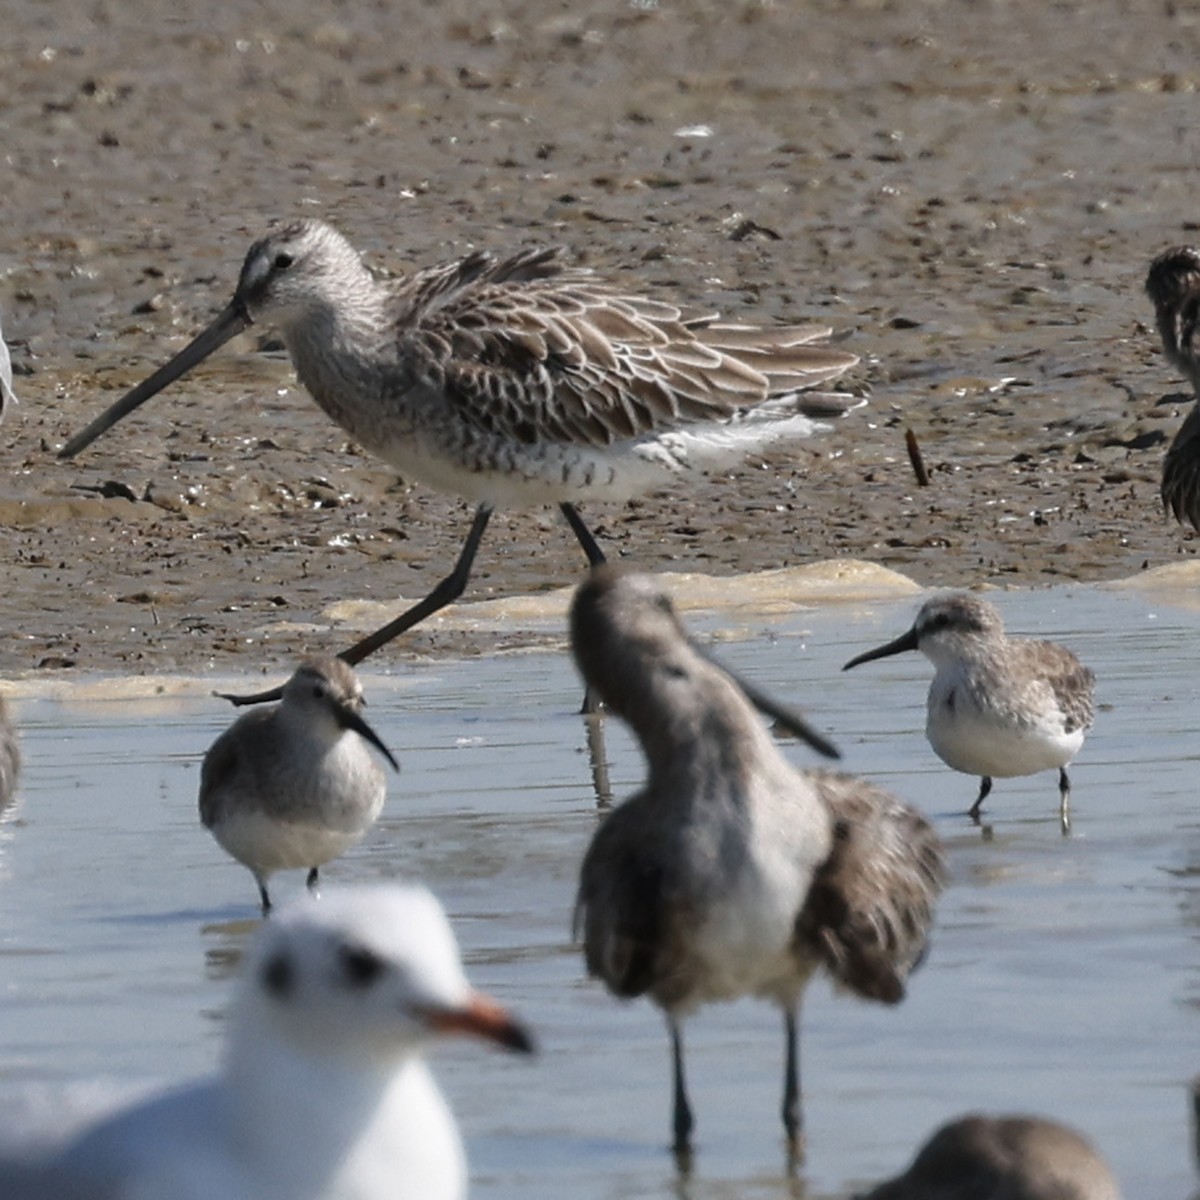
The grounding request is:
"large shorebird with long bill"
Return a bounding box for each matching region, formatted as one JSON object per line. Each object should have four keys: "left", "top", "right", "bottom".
{"left": 59, "top": 220, "right": 861, "bottom": 673}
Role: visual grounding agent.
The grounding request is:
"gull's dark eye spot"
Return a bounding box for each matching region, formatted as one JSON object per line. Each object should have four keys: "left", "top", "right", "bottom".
{"left": 340, "top": 944, "right": 386, "bottom": 988}
{"left": 273, "top": 252, "right": 294, "bottom": 271}
{"left": 261, "top": 951, "right": 294, "bottom": 999}
{"left": 312, "top": 685, "right": 325, "bottom": 700}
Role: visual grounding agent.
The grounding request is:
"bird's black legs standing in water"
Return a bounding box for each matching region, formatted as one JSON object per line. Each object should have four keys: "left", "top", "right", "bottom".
{"left": 306, "top": 867, "right": 320, "bottom": 895}
{"left": 783, "top": 1008, "right": 803, "bottom": 1169}
{"left": 669, "top": 1016, "right": 694, "bottom": 1171}
{"left": 257, "top": 879, "right": 272, "bottom": 917}
{"left": 1058, "top": 767, "right": 1072, "bottom": 836}
{"left": 340, "top": 503, "right": 496, "bottom": 666}
{"left": 968, "top": 775, "right": 993, "bottom": 822}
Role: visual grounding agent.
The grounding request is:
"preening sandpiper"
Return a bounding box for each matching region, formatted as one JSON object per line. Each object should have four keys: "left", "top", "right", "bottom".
{"left": 844, "top": 593, "right": 1095, "bottom": 832}
{"left": 60, "top": 219, "right": 862, "bottom": 672}
{"left": 1145, "top": 245, "right": 1200, "bottom": 531}
{"left": 52, "top": 885, "right": 535, "bottom": 1200}
{"left": 570, "top": 566, "right": 944, "bottom": 1166}
{"left": 200, "top": 657, "right": 398, "bottom": 914}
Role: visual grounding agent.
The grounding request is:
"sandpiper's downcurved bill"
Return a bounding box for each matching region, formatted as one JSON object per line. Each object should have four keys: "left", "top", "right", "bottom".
{"left": 334, "top": 700, "right": 399, "bottom": 773}
{"left": 842, "top": 626, "right": 920, "bottom": 670}
{"left": 59, "top": 299, "right": 252, "bottom": 459}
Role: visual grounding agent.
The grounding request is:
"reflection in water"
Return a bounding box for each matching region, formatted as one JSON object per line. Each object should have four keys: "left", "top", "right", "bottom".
{"left": 201, "top": 919, "right": 259, "bottom": 984}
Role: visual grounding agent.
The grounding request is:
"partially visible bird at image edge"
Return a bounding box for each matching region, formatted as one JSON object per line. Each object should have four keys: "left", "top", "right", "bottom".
{"left": 1145, "top": 245, "right": 1200, "bottom": 531}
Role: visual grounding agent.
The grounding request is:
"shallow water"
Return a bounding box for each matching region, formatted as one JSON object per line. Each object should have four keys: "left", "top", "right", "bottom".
{"left": 0, "top": 579, "right": 1197, "bottom": 1198}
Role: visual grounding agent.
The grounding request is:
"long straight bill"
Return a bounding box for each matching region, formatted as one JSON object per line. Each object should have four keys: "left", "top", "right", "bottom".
{"left": 59, "top": 302, "right": 253, "bottom": 459}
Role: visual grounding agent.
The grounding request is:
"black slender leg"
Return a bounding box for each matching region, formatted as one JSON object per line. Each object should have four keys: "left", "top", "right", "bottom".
{"left": 306, "top": 867, "right": 320, "bottom": 895}
{"left": 339, "top": 504, "right": 494, "bottom": 666}
{"left": 559, "top": 501, "right": 607, "bottom": 567}
{"left": 257, "top": 879, "right": 272, "bottom": 917}
{"left": 669, "top": 1016, "right": 694, "bottom": 1169}
{"left": 1058, "top": 767, "right": 1071, "bottom": 836}
{"left": 968, "top": 775, "right": 992, "bottom": 822}
{"left": 782, "top": 1008, "right": 804, "bottom": 1168}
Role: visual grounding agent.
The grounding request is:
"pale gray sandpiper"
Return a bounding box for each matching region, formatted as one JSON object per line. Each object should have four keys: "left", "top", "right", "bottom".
{"left": 570, "top": 566, "right": 945, "bottom": 1165}
{"left": 52, "top": 885, "right": 534, "bottom": 1200}
{"left": 1146, "top": 245, "right": 1200, "bottom": 531}
{"left": 59, "top": 219, "right": 862, "bottom": 674}
{"left": 859, "top": 1113, "right": 1121, "bottom": 1200}
{"left": 0, "top": 696, "right": 20, "bottom": 810}
{"left": 200, "top": 657, "right": 398, "bottom": 915}
{"left": 844, "top": 593, "right": 1095, "bottom": 833}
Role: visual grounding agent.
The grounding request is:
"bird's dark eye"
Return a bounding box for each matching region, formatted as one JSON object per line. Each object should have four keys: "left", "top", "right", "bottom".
{"left": 261, "top": 951, "right": 294, "bottom": 998}
{"left": 312, "top": 685, "right": 325, "bottom": 700}
{"left": 340, "top": 944, "right": 386, "bottom": 988}
{"left": 273, "top": 252, "right": 294, "bottom": 271}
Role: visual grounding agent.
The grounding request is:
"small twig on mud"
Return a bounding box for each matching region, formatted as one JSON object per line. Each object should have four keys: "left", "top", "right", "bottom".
{"left": 905, "top": 428, "right": 931, "bottom": 487}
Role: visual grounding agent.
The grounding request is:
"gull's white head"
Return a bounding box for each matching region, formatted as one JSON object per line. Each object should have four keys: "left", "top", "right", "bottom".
{"left": 233, "top": 885, "right": 533, "bottom": 1067}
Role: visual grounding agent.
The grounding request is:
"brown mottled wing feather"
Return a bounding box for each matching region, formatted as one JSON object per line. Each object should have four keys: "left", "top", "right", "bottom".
{"left": 574, "top": 803, "right": 668, "bottom": 999}
{"left": 391, "top": 248, "right": 858, "bottom": 449}
{"left": 796, "top": 771, "right": 946, "bottom": 1004}
{"left": 1162, "top": 403, "right": 1200, "bottom": 531}
{"left": 1022, "top": 641, "right": 1096, "bottom": 735}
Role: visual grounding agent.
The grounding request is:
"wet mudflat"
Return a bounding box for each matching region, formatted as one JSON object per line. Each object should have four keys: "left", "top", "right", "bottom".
{"left": 0, "top": 1, "right": 1199, "bottom": 675}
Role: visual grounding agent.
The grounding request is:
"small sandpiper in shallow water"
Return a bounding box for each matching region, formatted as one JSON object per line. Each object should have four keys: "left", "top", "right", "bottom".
{"left": 571, "top": 566, "right": 945, "bottom": 1167}
{"left": 844, "top": 593, "right": 1095, "bottom": 833}
{"left": 200, "top": 657, "right": 398, "bottom": 914}
{"left": 59, "top": 219, "right": 862, "bottom": 669}
{"left": 1145, "top": 245, "right": 1200, "bottom": 531}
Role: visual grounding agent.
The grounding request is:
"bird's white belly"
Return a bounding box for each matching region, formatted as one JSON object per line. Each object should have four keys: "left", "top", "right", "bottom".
{"left": 684, "top": 857, "right": 810, "bottom": 1008}
{"left": 366, "top": 426, "right": 674, "bottom": 508}
{"left": 926, "top": 695, "right": 1084, "bottom": 778}
{"left": 211, "top": 808, "right": 366, "bottom": 875}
